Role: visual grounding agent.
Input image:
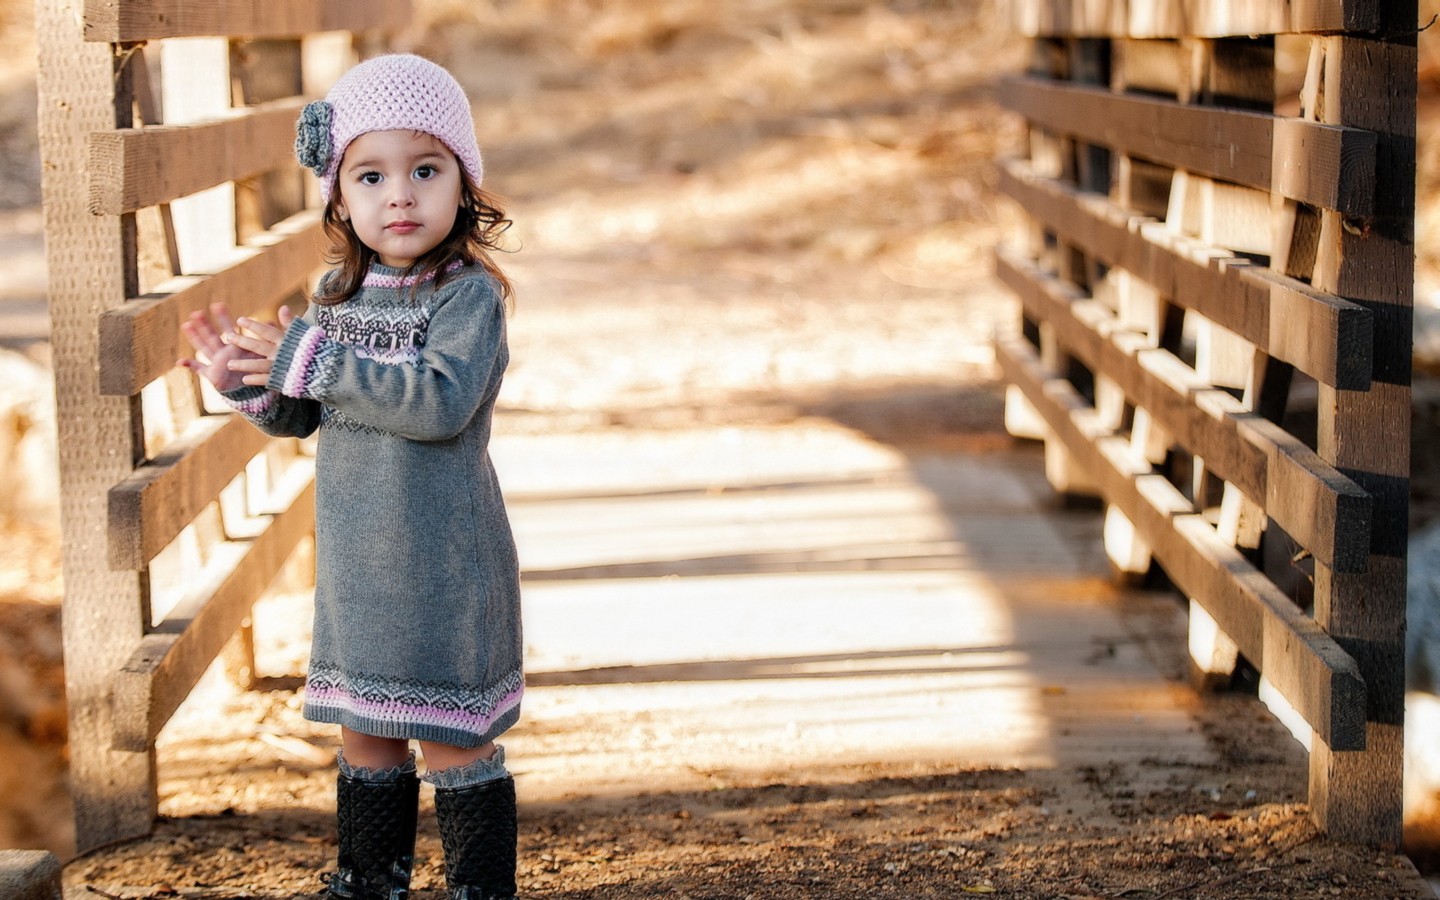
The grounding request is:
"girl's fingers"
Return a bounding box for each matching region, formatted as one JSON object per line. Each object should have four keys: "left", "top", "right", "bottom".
{"left": 182, "top": 314, "right": 222, "bottom": 355}
{"left": 227, "top": 357, "right": 272, "bottom": 374}
{"left": 278, "top": 305, "right": 295, "bottom": 328}
{"left": 221, "top": 331, "right": 278, "bottom": 357}
{"left": 236, "top": 316, "right": 287, "bottom": 344}
{"left": 241, "top": 373, "right": 270, "bottom": 386}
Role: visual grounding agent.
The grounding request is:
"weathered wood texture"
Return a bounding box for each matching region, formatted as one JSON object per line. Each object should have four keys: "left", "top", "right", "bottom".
{"left": 114, "top": 470, "right": 315, "bottom": 751}
{"left": 995, "top": 76, "right": 1376, "bottom": 215}
{"left": 37, "top": 0, "right": 159, "bottom": 852}
{"left": 43, "top": 1, "right": 404, "bottom": 852}
{"left": 84, "top": 0, "right": 411, "bottom": 41}
{"left": 89, "top": 97, "right": 305, "bottom": 214}
{"left": 1302, "top": 20, "right": 1415, "bottom": 846}
{"left": 997, "top": 159, "right": 1373, "bottom": 389}
{"left": 996, "top": 336, "right": 1366, "bottom": 750}
{"left": 98, "top": 209, "right": 323, "bottom": 395}
{"left": 1009, "top": 0, "right": 1380, "bottom": 38}
{"left": 996, "top": 8, "right": 1412, "bottom": 846}
{"left": 108, "top": 414, "right": 273, "bottom": 570}
{"left": 995, "top": 248, "right": 1371, "bottom": 573}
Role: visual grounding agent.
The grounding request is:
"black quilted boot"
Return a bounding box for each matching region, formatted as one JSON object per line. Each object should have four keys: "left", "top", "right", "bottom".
{"left": 323, "top": 757, "right": 420, "bottom": 900}
{"left": 433, "top": 771, "right": 518, "bottom": 900}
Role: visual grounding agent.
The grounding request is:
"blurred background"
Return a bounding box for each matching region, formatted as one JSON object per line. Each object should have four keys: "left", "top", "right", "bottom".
{"left": 1, "top": 0, "right": 1439, "bottom": 869}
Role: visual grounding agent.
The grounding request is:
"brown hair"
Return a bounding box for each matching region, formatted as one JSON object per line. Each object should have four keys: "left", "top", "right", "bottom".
{"left": 315, "top": 166, "right": 514, "bottom": 307}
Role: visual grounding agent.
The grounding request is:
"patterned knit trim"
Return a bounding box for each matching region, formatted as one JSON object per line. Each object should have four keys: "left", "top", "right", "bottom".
{"left": 320, "top": 406, "right": 386, "bottom": 435}
{"left": 223, "top": 388, "right": 277, "bottom": 416}
{"left": 303, "top": 664, "right": 524, "bottom": 739}
{"left": 362, "top": 260, "right": 466, "bottom": 290}
{"left": 282, "top": 325, "right": 327, "bottom": 397}
{"left": 306, "top": 341, "right": 344, "bottom": 397}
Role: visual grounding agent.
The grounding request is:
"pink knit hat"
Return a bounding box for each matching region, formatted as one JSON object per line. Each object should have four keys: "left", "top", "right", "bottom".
{"left": 295, "top": 54, "right": 483, "bottom": 201}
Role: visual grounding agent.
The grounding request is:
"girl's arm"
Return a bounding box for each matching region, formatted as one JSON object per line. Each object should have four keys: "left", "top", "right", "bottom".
{"left": 179, "top": 302, "right": 322, "bottom": 438}
{"left": 240, "top": 276, "right": 505, "bottom": 442}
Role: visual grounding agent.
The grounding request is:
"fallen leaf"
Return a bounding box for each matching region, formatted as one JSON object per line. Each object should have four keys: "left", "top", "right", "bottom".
{"left": 962, "top": 885, "right": 995, "bottom": 893}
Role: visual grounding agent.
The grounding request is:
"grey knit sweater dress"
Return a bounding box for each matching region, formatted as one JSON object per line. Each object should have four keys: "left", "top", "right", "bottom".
{"left": 222, "top": 261, "right": 522, "bottom": 748}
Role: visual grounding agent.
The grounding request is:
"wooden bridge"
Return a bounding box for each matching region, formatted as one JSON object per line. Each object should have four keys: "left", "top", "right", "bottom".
{"left": 995, "top": 0, "right": 1415, "bottom": 847}
{"left": 27, "top": 0, "right": 1418, "bottom": 870}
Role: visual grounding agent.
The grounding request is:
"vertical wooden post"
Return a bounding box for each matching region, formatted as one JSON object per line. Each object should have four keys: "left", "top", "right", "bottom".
{"left": 1306, "top": 8, "right": 1416, "bottom": 847}
{"left": 35, "top": 0, "right": 156, "bottom": 850}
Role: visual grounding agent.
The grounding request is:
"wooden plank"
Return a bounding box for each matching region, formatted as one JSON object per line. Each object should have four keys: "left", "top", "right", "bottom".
{"left": 1246, "top": 265, "right": 1373, "bottom": 391}
{"left": 84, "top": 0, "right": 411, "bottom": 42}
{"left": 995, "top": 247, "right": 1371, "bottom": 572}
{"left": 36, "top": 0, "right": 156, "bottom": 851}
{"left": 997, "top": 158, "right": 1373, "bottom": 389}
{"left": 1291, "top": 0, "right": 1381, "bottom": 33}
{"left": 1271, "top": 117, "right": 1376, "bottom": 221}
{"left": 1014, "top": 0, "right": 1378, "bottom": 36}
{"left": 995, "top": 335, "right": 1366, "bottom": 751}
{"left": 996, "top": 75, "right": 1376, "bottom": 214}
{"left": 98, "top": 208, "right": 323, "bottom": 395}
{"left": 88, "top": 96, "right": 305, "bottom": 214}
{"left": 108, "top": 414, "right": 274, "bottom": 570}
{"left": 1305, "top": 23, "right": 1415, "bottom": 846}
{"left": 114, "top": 469, "right": 315, "bottom": 751}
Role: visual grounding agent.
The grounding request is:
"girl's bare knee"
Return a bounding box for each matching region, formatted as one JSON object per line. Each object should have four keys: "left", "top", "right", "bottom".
{"left": 341, "top": 726, "right": 411, "bottom": 769}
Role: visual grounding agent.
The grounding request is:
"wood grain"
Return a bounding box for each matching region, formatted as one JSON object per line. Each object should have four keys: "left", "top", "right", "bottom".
{"left": 996, "top": 76, "right": 1376, "bottom": 215}
{"left": 108, "top": 414, "right": 275, "bottom": 570}
{"left": 36, "top": 0, "right": 156, "bottom": 851}
{"left": 114, "top": 470, "right": 315, "bottom": 751}
{"left": 1010, "top": 0, "right": 1379, "bottom": 37}
{"left": 997, "top": 158, "right": 1373, "bottom": 389}
{"left": 996, "top": 335, "right": 1366, "bottom": 752}
{"left": 1304, "top": 24, "right": 1416, "bottom": 846}
{"left": 84, "top": 0, "right": 411, "bottom": 41}
{"left": 99, "top": 208, "right": 323, "bottom": 396}
{"left": 88, "top": 97, "right": 305, "bottom": 214}
{"left": 996, "top": 247, "right": 1372, "bottom": 572}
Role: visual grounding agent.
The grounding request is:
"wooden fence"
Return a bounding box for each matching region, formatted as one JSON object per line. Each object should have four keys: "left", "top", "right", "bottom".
{"left": 36, "top": 0, "right": 412, "bottom": 852}
{"left": 995, "top": 0, "right": 1415, "bottom": 844}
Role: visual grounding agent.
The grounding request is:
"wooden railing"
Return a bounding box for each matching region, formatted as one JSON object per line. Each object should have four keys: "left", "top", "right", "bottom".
{"left": 996, "top": 0, "right": 1414, "bottom": 844}
{"left": 36, "top": 0, "right": 412, "bottom": 852}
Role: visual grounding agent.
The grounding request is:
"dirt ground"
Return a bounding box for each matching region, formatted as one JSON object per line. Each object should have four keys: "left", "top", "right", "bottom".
{"left": 2, "top": 0, "right": 1440, "bottom": 897}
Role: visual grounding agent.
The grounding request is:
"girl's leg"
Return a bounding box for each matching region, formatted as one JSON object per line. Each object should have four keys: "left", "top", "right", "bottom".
{"left": 342, "top": 726, "right": 411, "bottom": 769}
{"left": 421, "top": 740, "right": 517, "bottom": 900}
{"left": 327, "top": 728, "right": 419, "bottom": 900}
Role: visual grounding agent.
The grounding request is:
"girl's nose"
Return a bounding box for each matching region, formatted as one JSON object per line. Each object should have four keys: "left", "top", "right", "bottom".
{"left": 388, "top": 186, "right": 415, "bottom": 207}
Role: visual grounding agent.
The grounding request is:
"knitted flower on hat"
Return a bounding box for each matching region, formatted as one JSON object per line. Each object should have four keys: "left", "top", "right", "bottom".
{"left": 296, "top": 54, "right": 483, "bottom": 201}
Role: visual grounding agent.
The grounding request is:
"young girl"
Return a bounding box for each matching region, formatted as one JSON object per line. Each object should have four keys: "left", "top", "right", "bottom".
{"left": 178, "top": 54, "right": 522, "bottom": 900}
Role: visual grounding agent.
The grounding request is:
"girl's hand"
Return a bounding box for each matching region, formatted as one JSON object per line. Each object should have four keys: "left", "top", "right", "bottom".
{"left": 177, "top": 302, "right": 295, "bottom": 391}
{"left": 222, "top": 306, "right": 295, "bottom": 386}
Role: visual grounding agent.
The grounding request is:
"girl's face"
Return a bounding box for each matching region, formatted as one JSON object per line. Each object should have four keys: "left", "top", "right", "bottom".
{"left": 333, "top": 130, "right": 464, "bottom": 268}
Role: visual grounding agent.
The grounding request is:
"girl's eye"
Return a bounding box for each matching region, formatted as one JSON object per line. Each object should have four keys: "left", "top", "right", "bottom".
{"left": 359, "top": 172, "right": 382, "bottom": 186}
{"left": 414, "top": 165, "right": 437, "bottom": 180}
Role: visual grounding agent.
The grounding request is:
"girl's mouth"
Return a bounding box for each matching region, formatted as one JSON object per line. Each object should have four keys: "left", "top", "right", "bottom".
{"left": 387, "top": 221, "right": 420, "bottom": 233}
